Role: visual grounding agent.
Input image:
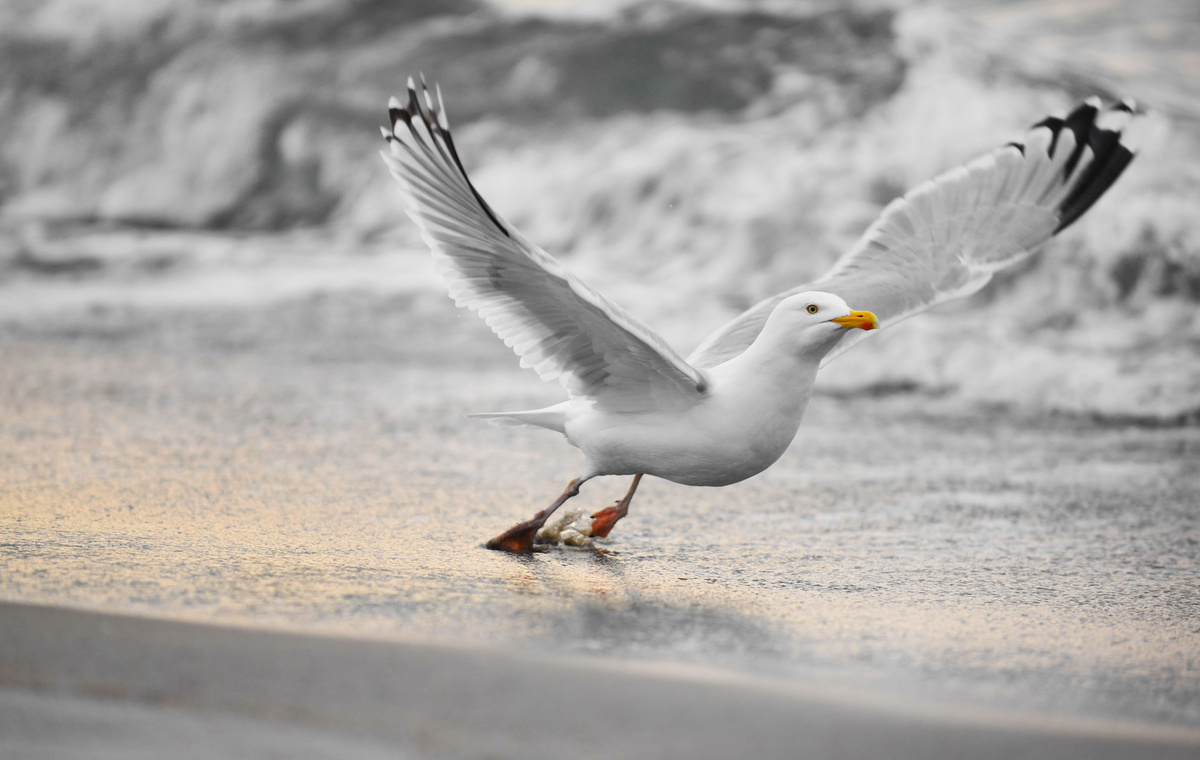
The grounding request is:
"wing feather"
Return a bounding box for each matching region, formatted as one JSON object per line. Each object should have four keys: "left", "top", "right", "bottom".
{"left": 689, "top": 99, "right": 1140, "bottom": 370}
{"left": 381, "top": 78, "right": 707, "bottom": 412}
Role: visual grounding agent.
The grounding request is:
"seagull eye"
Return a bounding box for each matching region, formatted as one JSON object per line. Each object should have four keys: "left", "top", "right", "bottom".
{"left": 806, "top": 304, "right": 819, "bottom": 314}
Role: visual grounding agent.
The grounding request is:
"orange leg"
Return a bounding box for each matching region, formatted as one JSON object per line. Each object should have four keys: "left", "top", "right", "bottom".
{"left": 485, "top": 478, "right": 583, "bottom": 554}
{"left": 591, "top": 474, "right": 643, "bottom": 538}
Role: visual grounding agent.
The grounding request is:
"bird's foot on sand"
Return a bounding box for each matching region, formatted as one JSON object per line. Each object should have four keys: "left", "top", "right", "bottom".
{"left": 590, "top": 503, "right": 626, "bottom": 538}
{"left": 489, "top": 502, "right": 628, "bottom": 550}
{"left": 485, "top": 520, "right": 543, "bottom": 554}
{"left": 590, "top": 474, "right": 640, "bottom": 539}
{"left": 487, "top": 477, "right": 586, "bottom": 553}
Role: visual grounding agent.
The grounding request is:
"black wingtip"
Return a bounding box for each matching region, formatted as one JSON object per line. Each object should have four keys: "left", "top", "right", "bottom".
{"left": 1046, "top": 99, "right": 1139, "bottom": 234}
{"left": 383, "top": 78, "right": 512, "bottom": 240}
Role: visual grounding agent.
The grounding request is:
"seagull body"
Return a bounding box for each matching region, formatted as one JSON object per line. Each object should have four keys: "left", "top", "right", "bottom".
{"left": 482, "top": 290, "right": 867, "bottom": 488}
{"left": 380, "top": 79, "right": 1139, "bottom": 553}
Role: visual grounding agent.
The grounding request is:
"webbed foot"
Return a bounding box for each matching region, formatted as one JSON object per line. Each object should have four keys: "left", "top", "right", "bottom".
{"left": 590, "top": 504, "right": 624, "bottom": 538}
{"left": 485, "top": 519, "right": 541, "bottom": 554}
{"left": 589, "top": 473, "right": 643, "bottom": 539}
{"left": 485, "top": 477, "right": 585, "bottom": 554}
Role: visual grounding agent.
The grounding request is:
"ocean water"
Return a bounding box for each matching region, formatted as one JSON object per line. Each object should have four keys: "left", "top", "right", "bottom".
{"left": 3, "top": 1, "right": 1197, "bottom": 418}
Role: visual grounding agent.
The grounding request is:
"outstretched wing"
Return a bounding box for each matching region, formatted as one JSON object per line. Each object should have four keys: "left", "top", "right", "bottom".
{"left": 380, "top": 78, "right": 708, "bottom": 412}
{"left": 688, "top": 99, "right": 1140, "bottom": 369}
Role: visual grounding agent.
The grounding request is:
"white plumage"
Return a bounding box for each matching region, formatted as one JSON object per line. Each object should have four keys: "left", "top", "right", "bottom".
{"left": 379, "top": 79, "right": 1139, "bottom": 553}
{"left": 688, "top": 97, "right": 1138, "bottom": 369}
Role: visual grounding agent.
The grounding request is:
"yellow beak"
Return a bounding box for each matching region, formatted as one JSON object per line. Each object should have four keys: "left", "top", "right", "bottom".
{"left": 830, "top": 310, "right": 879, "bottom": 331}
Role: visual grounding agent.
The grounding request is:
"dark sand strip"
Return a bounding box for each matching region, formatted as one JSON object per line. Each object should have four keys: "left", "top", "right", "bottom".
{"left": 1, "top": 602, "right": 1197, "bottom": 760}
{"left": 0, "top": 687, "right": 421, "bottom": 760}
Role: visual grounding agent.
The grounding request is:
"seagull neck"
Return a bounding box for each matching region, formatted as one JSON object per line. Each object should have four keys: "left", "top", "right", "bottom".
{"left": 717, "top": 322, "right": 826, "bottom": 392}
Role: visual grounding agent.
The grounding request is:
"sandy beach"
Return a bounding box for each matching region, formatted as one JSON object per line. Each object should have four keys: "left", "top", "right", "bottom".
{"left": 3, "top": 601, "right": 1199, "bottom": 759}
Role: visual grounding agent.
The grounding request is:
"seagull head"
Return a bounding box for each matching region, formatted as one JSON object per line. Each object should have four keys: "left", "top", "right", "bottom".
{"left": 766, "top": 291, "right": 879, "bottom": 356}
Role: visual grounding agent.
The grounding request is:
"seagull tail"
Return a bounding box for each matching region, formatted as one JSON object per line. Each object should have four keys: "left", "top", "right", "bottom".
{"left": 465, "top": 407, "right": 568, "bottom": 434}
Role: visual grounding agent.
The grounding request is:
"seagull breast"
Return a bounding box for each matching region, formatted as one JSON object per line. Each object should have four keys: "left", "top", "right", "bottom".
{"left": 564, "top": 332, "right": 822, "bottom": 487}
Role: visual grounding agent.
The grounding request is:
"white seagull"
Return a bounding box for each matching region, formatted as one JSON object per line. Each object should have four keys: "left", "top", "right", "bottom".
{"left": 380, "top": 79, "right": 1139, "bottom": 554}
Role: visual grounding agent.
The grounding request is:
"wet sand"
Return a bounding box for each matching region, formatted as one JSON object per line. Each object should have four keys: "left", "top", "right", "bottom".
{"left": 1, "top": 256, "right": 1199, "bottom": 754}
{"left": 3, "top": 602, "right": 1199, "bottom": 760}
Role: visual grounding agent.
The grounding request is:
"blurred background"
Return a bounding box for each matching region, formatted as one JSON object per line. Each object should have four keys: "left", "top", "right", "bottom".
{"left": 0, "top": 0, "right": 1197, "bottom": 418}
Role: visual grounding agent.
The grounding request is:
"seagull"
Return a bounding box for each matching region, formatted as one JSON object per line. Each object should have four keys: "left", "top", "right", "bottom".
{"left": 380, "top": 78, "right": 1139, "bottom": 554}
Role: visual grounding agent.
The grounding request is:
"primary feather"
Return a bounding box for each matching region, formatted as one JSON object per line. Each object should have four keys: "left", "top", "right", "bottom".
{"left": 379, "top": 78, "right": 708, "bottom": 415}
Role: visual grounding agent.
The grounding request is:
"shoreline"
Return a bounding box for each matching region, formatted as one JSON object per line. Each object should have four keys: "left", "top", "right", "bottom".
{"left": 2, "top": 601, "right": 1198, "bottom": 760}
